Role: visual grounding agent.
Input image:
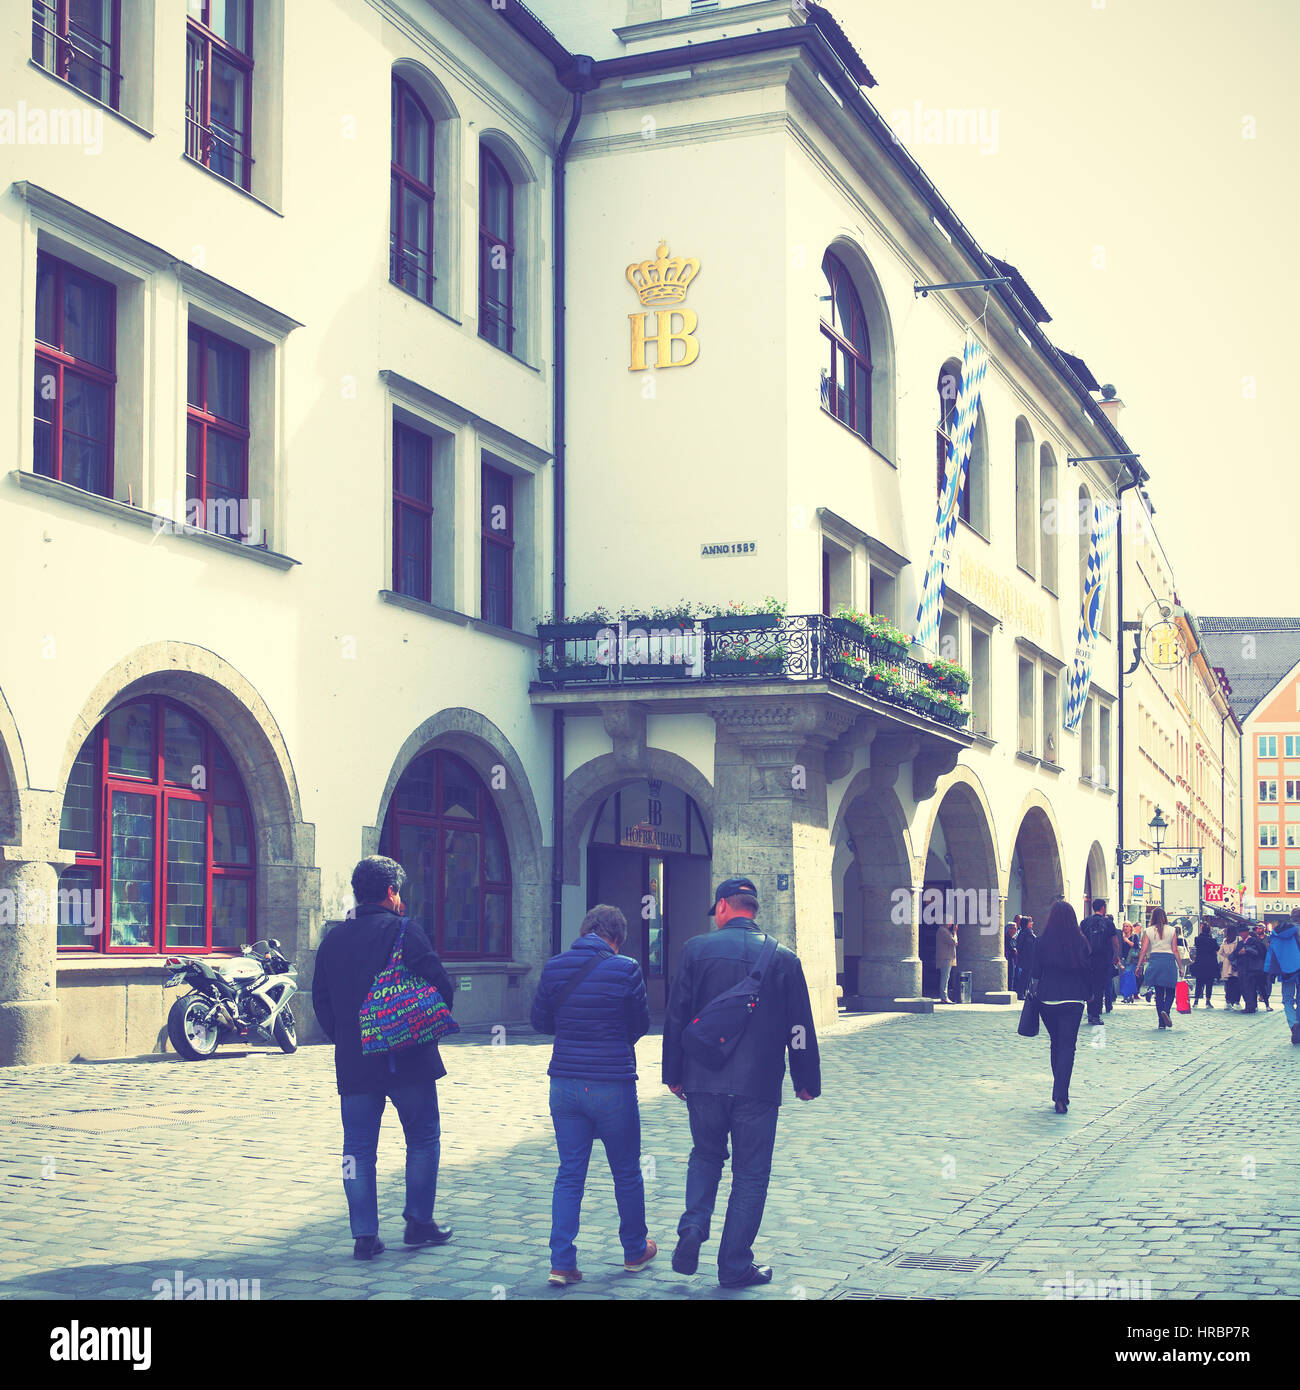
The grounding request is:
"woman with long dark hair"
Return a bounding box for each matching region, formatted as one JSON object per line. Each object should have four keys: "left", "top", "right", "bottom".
{"left": 1136, "top": 906, "right": 1185, "bottom": 1029}
{"left": 1190, "top": 920, "right": 1218, "bottom": 1008}
{"left": 1030, "top": 901, "right": 1090, "bottom": 1113}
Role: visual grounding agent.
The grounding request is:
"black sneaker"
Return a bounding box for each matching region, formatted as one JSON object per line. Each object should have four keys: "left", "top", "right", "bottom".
{"left": 353, "top": 1235, "right": 385, "bottom": 1260}
{"left": 720, "top": 1263, "right": 773, "bottom": 1289}
{"left": 672, "top": 1226, "right": 704, "bottom": 1275}
{"left": 404, "top": 1219, "right": 453, "bottom": 1247}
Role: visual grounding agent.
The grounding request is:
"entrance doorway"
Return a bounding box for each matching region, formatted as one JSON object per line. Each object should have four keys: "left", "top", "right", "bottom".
{"left": 585, "top": 780, "right": 711, "bottom": 1011}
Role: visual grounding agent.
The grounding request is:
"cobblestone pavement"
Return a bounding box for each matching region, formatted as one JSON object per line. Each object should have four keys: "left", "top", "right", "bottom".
{"left": 0, "top": 999, "right": 1295, "bottom": 1301}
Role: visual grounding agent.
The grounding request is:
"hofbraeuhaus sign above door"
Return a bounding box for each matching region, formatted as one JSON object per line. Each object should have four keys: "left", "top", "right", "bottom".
{"left": 627, "top": 241, "right": 700, "bottom": 370}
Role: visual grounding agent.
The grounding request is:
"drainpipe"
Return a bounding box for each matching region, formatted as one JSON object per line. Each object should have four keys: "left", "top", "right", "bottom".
{"left": 1220, "top": 707, "right": 1227, "bottom": 885}
{"left": 550, "top": 60, "right": 596, "bottom": 957}
{"left": 1114, "top": 467, "right": 1142, "bottom": 913}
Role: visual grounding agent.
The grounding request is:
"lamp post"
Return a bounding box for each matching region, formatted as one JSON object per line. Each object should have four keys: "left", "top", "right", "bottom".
{"left": 1118, "top": 806, "right": 1203, "bottom": 925}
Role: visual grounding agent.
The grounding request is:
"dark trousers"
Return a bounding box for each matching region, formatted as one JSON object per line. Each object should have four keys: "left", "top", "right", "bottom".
{"left": 1086, "top": 973, "right": 1112, "bottom": 1022}
{"left": 1153, "top": 985, "right": 1176, "bottom": 1017}
{"left": 1039, "top": 1002, "right": 1084, "bottom": 1104}
{"left": 680, "top": 1092, "right": 780, "bottom": 1284}
{"left": 1224, "top": 976, "right": 1242, "bottom": 1007}
{"left": 1193, "top": 978, "right": 1215, "bottom": 1003}
{"left": 1242, "top": 973, "right": 1266, "bottom": 1012}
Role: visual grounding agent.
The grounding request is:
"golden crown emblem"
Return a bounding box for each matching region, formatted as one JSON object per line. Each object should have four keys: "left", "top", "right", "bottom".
{"left": 626, "top": 241, "right": 700, "bottom": 306}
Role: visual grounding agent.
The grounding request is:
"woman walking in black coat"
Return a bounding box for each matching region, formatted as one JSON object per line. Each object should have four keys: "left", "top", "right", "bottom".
{"left": 1030, "top": 900, "right": 1091, "bottom": 1114}
{"left": 1190, "top": 921, "right": 1219, "bottom": 1008}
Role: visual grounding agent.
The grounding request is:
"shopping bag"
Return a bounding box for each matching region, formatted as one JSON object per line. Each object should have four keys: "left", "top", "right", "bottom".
{"left": 1174, "top": 979, "right": 1191, "bottom": 1014}
{"left": 1119, "top": 967, "right": 1137, "bottom": 998}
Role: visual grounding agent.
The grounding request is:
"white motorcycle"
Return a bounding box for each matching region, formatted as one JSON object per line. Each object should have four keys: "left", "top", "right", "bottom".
{"left": 164, "top": 938, "right": 299, "bottom": 1060}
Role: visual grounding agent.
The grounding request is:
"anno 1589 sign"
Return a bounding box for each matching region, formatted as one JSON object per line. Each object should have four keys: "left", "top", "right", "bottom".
{"left": 627, "top": 240, "right": 701, "bottom": 371}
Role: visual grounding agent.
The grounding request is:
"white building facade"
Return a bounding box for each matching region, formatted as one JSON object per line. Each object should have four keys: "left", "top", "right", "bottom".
{"left": 2, "top": 0, "right": 1137, "bottom": 1064}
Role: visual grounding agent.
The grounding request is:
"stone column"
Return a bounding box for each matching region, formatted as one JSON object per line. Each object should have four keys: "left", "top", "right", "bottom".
{"left": 709, "top": 700, "right": 853, "bottom": 1030}
{"left": 960, "top": 891, "right": 1013, "bottom": 1005}
{"left": 0, "top": 840, "right": 65, "bottom": 1067}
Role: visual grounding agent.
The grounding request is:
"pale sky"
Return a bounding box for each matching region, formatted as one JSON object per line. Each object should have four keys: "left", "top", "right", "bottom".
{"left": 838, "top": 0, "right": 1298, "bottom": 617}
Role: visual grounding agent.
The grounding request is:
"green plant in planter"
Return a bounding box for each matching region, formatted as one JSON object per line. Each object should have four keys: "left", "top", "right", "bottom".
{"left": 920, "top": 656, "right": 971, "bottom": 694}
{"left": 828, "top": 647, "right": 868, "bottom": 682}
{"left": 862, "top": 663, "right": 906, "bottom": 697}
{"left": 861, "top": 614, "right": 913, "bottom": 649}
{"left": 934, "top": 690, "right": 969, "bottom": 724}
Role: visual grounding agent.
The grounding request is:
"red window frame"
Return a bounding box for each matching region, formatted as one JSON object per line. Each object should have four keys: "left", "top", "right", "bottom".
{"left": 379, "top": 750, "right": 512, "bottom": 960}
{"left": 393, "top": 421, "right": 434, "bottom": 603}
{"left": 185, "top": 0, "right": 255, "bottom": 191}
{"left": 820, "top": 251, "right": 872, "bottom": 443}
{"left": 32, "top": 0, "right": 123, "bottom": 109}
{"left": 479, "top": 146, "right": 515, "bottom": 352}
{"left": 34, "top": 250, "right": 117, "bottom": 497}
{"left": 57, "top": 696, "right": 257, "bottom": 955}
{"left": 391, "top": 76, "right": 436, "bottom": 304}
{"left": 480, "top": 463, "right": 514, "bottom": 628}
{"left": 186, "top": 322, "right": 250, "bottom": 540}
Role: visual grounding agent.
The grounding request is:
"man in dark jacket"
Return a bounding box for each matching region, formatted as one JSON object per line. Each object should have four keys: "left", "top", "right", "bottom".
{"left": 1081, "top": 899, "right": 1120, "bottom": 1024}
{"left": 312, "top": 855, "right": 456, "bottom": 1260}
{"left": 662, "top": 876, "right": 820, "bottom": 1289}
{"left": 531, "top": 904, "right": 654, "bottom": 1285}
{"left": 1237, "top": 925, "right": 1269, "bottom": 1013}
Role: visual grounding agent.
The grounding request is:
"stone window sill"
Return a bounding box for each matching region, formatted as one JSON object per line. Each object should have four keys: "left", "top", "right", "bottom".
{"left": 13, "top": 470, "right": 299, "bottom": 569}
{"left": 27, "top": 59, "right": 154, "bottom": 140}
{"left": 1040, "top": 759, "right": 1064, "bottom": 774}
{"left": 378, "top": 590, "right": 538, "bottom": 649}
{"left": 181, "top": 154, "right": 283, "bottom": 216}
{"left": 1016, "top": 750, "right": 1040, "bottom": 766}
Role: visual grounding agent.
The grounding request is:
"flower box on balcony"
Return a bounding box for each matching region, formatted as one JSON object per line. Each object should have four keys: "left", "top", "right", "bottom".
{"left": 537, "top": 621, "right": 612, "bottom": 644}
{"left": 706, "top": 613, "right": 782, "bottom": 633}
{"left": 828, "top": 616, "right": 864, "bottom": 643}
{"left": 828, "top": 659, "right": 866, "bottom": 685}
{"left": 707, "top": 657, "right": 784, "bottom": 679}
{"left": 540, "top": 664, "right": 609, "bottom": 684}
{"left": 919, "top": 658, "right": 971, "bottom": 695}
{"left": 863, "top": 672, "right": 904, "bottom": 700}
{"left": 865, "top": 635, "right": 911, "bottom": 663}
{"left": 622, "top": 662, "right": 692, "bottom": 680}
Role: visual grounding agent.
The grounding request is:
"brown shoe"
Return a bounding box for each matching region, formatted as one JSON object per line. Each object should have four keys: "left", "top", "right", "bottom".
{"left": 625, "top": 1238, "right": 658, "bottom": 1272}
{"left": 547, "top": 1268, "right": 583, "bottom": 1286}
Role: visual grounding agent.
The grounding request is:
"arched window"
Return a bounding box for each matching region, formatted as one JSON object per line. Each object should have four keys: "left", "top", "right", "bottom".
{"left": 820, "top": 251, "right": 871, "bottom": 442}
{"left": 1039, "top": 443, "right": 1058, "bottom": 594}
{"left": 479, "top": 146, "right": 514, "bottom": 353}
{"left": 391, "top": 75, "right": 436, "bottom": 304}
{"left": 935, "top": 358, "right": 987, "bottom": 531}
{"left": 1015, "top": 418, "right": 1036, "bottom": 575}
{"left": 380, "top": 750, "right": 510, "bottom": 958}
{"left": 57, "top": 697, "right": 256, "bottom": 953}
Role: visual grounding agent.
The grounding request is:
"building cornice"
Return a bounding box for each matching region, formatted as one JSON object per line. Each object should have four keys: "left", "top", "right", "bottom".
{"left": 380, "top": 369, "right": 552, "bottom": 465}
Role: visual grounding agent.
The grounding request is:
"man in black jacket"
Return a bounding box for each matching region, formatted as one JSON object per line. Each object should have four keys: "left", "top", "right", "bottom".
{"left": 662, "top": 876, "right": 820, "bottom": 1289}
{"left": 1081, "top": 899, "right": 1120, "bottom": 1025}
{"left": 312, "top": 855, "right": 457, "bottom": 1260}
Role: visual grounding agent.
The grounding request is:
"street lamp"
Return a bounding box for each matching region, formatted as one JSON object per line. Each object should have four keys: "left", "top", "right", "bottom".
{"left": 1149, "top": 806, "right": 1168, "bottom": 853}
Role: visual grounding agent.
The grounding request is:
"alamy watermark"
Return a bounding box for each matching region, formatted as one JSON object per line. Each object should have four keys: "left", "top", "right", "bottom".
{"left": 888, "top": 102, "right": 1000, "bottom": 157}
{"left": 0, "top": 102, "right": 103, "bottom": 156}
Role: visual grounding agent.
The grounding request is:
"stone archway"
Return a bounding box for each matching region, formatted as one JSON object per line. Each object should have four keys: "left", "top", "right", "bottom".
{"left": 831, "top": 770, "right": 915, "bottom": 1008}
{"left": 1008, "top": 800, "right": 1067, "bottom": 938}
{"left": 1084, "top": 840, "right": 1109, "bottom": 912}
{"left": 364, "top": 707, "right": 548, "bottom": 986}
{"left": 0, "top": 684, "right": 26, "bottom": 846}
{"left": 919, "top": 769, "right": 1005, "bottom": 1001}
{"left": 562, "top": 749, "right": 713, "bottom": 885}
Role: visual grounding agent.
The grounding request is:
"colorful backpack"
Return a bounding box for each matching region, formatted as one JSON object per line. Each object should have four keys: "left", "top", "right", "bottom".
{"left": 359, "top": 919, "right": 459, "bottom": 1056}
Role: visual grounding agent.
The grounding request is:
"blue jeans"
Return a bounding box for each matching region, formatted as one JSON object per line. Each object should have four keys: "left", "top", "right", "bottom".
{"left": 680, "top": 1092, "right": 780, "bottom": 1284}
{"left": 339, "top": 1081, "right": 441, "bottom": 1239}
{"left": 1281, "top": 975, "right": 1298, "bottom": 1028}
{"left": 548, "top": 1078, "right": 647, "bottom": 1270}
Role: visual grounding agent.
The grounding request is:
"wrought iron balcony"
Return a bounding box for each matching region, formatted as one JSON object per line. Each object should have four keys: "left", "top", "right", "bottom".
{"left": 533, "top": 613, "right": 971, "bottom": 730}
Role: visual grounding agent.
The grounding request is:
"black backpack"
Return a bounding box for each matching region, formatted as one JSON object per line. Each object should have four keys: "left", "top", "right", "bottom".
{"left": 1084, "top": 915, "right": 1112, "bottom": 962}
{"left": 681, "top": 935, "right": 779, "bottom": 1070}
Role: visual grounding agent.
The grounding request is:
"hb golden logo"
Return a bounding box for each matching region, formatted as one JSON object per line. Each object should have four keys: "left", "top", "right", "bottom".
{"left": 627, "top": 241, "right": 700, "bottom": 371}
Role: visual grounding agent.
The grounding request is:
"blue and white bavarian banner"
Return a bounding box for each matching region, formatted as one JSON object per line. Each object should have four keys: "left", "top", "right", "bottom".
{"left": 914, "top": 328, "right": 989, "bottom": 653}
{"left": 1063, "top": 498, "right": 1118, "bottom": 733}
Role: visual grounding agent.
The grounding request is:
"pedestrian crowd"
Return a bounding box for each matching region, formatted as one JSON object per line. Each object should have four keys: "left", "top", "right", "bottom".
{"left": 312, "top": 856, "right": 1298, "bottom": 1284}
{"left": 1014, "top": 898, "right": 1300, "bottom": 1112}
{"left": 313, "top": 857, "right": 819, "bottom": 1287}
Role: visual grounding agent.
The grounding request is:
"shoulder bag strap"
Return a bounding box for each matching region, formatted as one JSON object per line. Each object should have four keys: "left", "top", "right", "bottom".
{"left": 550, "top": 948, "right": 613, "bottom": 1012}
{"left": 751, "top": 934, "right": 779, "bottom": 998}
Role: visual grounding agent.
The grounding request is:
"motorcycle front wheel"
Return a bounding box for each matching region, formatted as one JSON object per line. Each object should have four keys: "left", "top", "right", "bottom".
{"left": 272, "top": 1007, "right": 297, "bottom": 1054}
{"left": 167, "top": 993, "right": 220, "bottom": 1060}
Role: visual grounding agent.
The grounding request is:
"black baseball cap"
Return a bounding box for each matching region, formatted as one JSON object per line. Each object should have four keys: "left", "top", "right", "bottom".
{"left": 707, "top": 876, "right": 759, "bottom": 915}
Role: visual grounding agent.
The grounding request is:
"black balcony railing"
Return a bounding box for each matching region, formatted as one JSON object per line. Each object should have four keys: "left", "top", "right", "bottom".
{"left": 534, "top": 614, "right": 971, "bottom": 730}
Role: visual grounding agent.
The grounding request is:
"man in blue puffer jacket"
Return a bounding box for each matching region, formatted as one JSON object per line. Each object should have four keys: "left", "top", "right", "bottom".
{"left": 1264, "top": 908, "right": 1300, "bottom": 1044}
{"left": 531, "top": 904, "right": 654, "bottom": 1285}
